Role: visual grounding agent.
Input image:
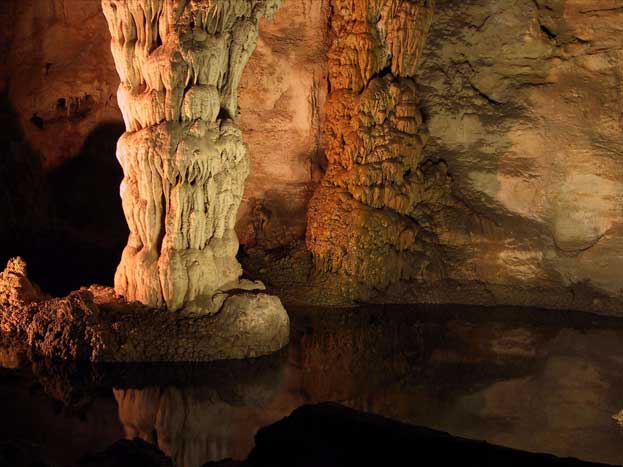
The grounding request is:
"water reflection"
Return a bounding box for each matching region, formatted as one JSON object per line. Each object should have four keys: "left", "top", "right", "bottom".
{"left": 1, "top": 305, "right": 623, "bottom": 466}
{"left": 112, "top": 356, "right": 289, "bottom": 466}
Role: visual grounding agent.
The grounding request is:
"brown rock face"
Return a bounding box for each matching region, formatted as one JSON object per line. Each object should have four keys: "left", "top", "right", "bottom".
{"left": 306, "top": 0, "right": 457, "bottom": 288}
{"left": 0, "top": 258, "right": 289, "bottom": 362}
{"left": 0, "top": 0, "right": 327, "bottom": 285}
{"left": 414, "top": 0, "right": 623, "bottom": 304}
{"left": 3, "top": 0, "right": 120, "bottom": 170}
{"left": 238, "top": 0, "right": 329, "bottom": 249}
{"left": 2, "top": 0, "right": 623, "bottom": 313}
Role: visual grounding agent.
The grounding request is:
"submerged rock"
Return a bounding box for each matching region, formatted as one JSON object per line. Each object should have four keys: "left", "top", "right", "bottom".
{"left": 245, "top": 403, "right": 613, "bottom": 467}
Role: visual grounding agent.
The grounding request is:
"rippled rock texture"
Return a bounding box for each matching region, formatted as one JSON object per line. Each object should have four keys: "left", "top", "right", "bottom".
{"left": 299, "top": 0, "right": 623, "bottom": 312}
{"left": 2, "top": 0, "right": 623, "bottom": 314}
{"left": 306, "top": 0, "right": 460, "bottom": 289}
{"left": 0, "top": 0, "right": 327, "bottom": 293}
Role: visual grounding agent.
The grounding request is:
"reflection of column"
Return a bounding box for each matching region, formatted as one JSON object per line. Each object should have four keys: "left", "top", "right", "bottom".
{"left": 114, "top": 388, "right": 233, "bottom": 466}
{"left": 113, "top": 378, "right": 289, "bottom": 466}
{"left": 101, "top": 1, "right": 283, "bottom": 312}
{"left": 306, "top": 0, "right": 453, "bottom": 289}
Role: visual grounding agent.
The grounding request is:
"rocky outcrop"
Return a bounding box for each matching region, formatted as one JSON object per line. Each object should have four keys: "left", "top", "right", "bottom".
{"left": 0, "top": 0, "right": 328, "bottom": 283}
{"left": 2, "top": 0, "right": 623, "bottom": 314}
{"left": 306, "top": 0, "right": 461, "bottom": 289}
{"left": 0, "top": 258, "right": 289, "bottom": 362}
{"left": 0, "top": 257, "right": 45, "bottom": 308}
{"left": 289, "top": 0, "right": 623, "bottom": 313}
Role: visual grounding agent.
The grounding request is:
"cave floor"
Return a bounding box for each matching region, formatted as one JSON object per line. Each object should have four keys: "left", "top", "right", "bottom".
{"left": 1, "top": 303, "right": 623, "bottom": 466}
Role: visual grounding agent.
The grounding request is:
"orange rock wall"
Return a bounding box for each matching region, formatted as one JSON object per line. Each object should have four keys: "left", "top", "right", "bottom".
{"left": 305, "top": 0, "right": 458, "bottom": 287}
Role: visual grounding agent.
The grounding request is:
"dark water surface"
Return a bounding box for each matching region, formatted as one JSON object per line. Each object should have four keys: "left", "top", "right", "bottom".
{"left": 1, "top": 304, "right": 623, "bottom": 466}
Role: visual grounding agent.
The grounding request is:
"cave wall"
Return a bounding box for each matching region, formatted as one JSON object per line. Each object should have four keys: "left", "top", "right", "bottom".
{"left": 238, "top": 0, "right": 329, "bottom": 248}
{"left": 1, "top": 0, "right": 622, "bottom": 309}
{"left": 415, "top": 0, "right": 623, "bottom": 302}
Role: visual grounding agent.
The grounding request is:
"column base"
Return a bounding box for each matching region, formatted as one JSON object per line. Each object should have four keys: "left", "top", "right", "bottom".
{"left": 0, "top": 258, "right": 290, "bottom": 362}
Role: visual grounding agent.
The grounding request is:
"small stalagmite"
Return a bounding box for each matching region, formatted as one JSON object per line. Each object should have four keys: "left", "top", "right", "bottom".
{"left": 101, "top": 0, "right": 287, "bottom": 317}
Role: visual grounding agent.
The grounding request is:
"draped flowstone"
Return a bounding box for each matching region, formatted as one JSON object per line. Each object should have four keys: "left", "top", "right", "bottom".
{"left": 102, "top": 0, "right": 287, "bottom": 316}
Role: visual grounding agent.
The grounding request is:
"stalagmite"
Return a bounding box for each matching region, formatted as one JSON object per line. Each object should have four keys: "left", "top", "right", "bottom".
{"left": 306, "top": 0, "right": 455, "bottom": 289}
{"left": 101, "top": 0, "right": 286, "bottom": 314}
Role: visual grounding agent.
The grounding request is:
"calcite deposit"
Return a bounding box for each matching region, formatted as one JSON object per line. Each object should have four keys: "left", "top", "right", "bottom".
{"left": 306, "top": 0, "right": 459, "bottom": 288}
{"left": 101, "top": 0, "right": 287, "bottom": 315}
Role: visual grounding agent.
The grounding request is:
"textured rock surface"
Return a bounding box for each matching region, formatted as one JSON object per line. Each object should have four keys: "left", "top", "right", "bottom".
{"left": 0, "top": 258, "right": 290, "bottom": 362}
{"left": 1, "top": 0, "right": 120, "bottom": 170}
{"left": 101, "top": 0, "right": 287, "bottom": 313}
{"left": 297, "top": 0, "right": 623, "bottom": 311}
{"left": 2, "top": 0, "right": 623, "bottom": 313}
{"left": 413, "top": 0, "right": 623, "bottom": 302}
{"left": 237, "top": 0, "right": 328, "bottom": 249}
{"left": 306, "top": 0, "right": 462, "bottom": 288}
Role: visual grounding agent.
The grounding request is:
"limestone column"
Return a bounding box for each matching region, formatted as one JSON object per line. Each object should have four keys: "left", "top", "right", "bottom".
{"left": 101, "top": 0, "right": 283, "bottom": 312}
{"left": 306, "top": 0, "right": 452, "bottom": 289}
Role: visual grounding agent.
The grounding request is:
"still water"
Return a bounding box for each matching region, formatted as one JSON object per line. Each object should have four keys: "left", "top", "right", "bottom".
{"left": 1, "top": 304, "right": 623, "bottom": 466}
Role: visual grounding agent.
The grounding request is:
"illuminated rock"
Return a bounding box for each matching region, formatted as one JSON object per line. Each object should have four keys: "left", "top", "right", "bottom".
{"left": 0, "top": 258, "right": 289, "bottom": 362}
{"left": 306, "top": 0, "right": 459, "bottom": 289}
{"left": 101, "top": 0, "right": 288, "bottom": 327}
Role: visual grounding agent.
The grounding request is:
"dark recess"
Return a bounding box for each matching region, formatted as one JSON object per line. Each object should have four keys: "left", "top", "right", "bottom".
{"left": 0, "top": 93, "right": 128, "bottom": 295}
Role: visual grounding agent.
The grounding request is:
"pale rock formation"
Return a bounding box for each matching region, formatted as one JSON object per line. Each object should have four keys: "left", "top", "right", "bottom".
{"left": 101, "top": 0, "right": 286, "bottom": 313}
{"left": 306, "top": 0, "right": 459, "bottom": 288}
{"left": 0, "top": 0, "right": 327, "bottom": 258}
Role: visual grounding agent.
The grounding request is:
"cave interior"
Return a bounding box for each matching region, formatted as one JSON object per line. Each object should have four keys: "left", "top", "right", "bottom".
{"left": 1, "top": 0, "right": 623, "bottom": 466}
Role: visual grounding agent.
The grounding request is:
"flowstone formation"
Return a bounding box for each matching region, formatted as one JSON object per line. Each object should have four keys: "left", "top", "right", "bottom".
{"left": 306, "top": 0, "right": 456, "bottom": 290}
{"left": 101, "top": 0, "right": 286, "bottom": 314}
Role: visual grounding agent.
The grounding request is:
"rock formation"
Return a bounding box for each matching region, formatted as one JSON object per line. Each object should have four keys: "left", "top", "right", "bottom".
{"left": 306, "top": 0, "right": 457, "bottom": 289}
{"left": 0, "top": 258, "right": 289, "bottom": 362}
{"left": 101, "top": 0, "right": 285, "bottom": 312}
{"left": 2, "top": 0, "right": 623, "bottom": 314}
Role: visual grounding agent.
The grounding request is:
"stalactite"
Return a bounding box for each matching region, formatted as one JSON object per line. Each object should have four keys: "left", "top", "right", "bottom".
{"left": 102, "top": 0, "right": 284, "bottom": 312}
{"left": 306, "top": 0, "right": 454, "bottom": 288}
